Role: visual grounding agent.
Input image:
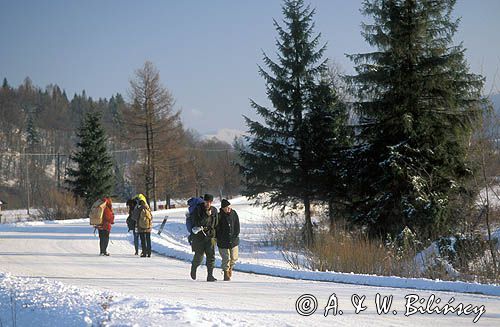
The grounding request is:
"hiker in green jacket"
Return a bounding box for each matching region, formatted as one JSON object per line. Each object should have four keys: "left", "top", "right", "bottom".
{"left": 190, "top": 193, "right": 218, "bottom": 282}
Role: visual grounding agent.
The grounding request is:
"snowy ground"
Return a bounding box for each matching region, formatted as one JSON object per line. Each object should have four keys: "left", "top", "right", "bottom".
{"left": 1, "top": 197, "right": 500, "bottom": 326}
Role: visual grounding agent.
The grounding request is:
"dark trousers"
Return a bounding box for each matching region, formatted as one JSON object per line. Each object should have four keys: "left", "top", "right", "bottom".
{"left": 140, "top": 232, "right": 151, "bottom": 255}
{"left": 98, "top": 230, "right": 110, "bottom": 254}
{"left": 133, "top": 230, "right": 140, "bottom": 253}
{"left": 192, "top": 238, "right": 216, "bottom": 271}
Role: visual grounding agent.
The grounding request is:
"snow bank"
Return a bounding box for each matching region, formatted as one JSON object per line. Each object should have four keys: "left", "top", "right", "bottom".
{"left": 0, "top": 209, "right": 41, "bottom": 224}
{"left": 0, "top": 271, "right": 256, "bottom": 327}
{"left": 149, "top": 231, "right": 500, "bottom": 296}
{"left": 142, "top": 197, "right": 500, "bottom": 297}
{"left": 0, "top": 272, "right": 191, "bottom": 326}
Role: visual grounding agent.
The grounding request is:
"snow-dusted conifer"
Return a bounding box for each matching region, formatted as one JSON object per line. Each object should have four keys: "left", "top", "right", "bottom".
{"left": 347, "top": 0, "right": 483, "bottom": 238}
{"left": 66, "top": 111, "right": 114, "bottom": 208}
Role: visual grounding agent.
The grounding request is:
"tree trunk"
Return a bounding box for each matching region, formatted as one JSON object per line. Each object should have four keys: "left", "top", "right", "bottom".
{"left": 328, "top": 198, "right": 335, "bottom": 227}
{"left": 482, "top": 153, "right": 498, "bottom": 279}
{"left": 303, "top": 195, "right": 313, "bottom": 246}
{"left": 144, "top": 120, "right": 151, "bottom": 204}
{"left": 149, "top": 117, "right": 157, "bottom": 211}
{"left": 166, "top": 193, "right": 171, "bottom": 209}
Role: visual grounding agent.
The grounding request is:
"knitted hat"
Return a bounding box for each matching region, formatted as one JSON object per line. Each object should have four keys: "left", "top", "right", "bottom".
{"left": 221, "top": 199, "right": 231, "bottom": 208}
{"left": 203, "top": 193, "right": 214, "bottom": 202}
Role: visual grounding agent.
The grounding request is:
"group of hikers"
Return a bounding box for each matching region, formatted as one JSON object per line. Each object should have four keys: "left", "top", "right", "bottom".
{"left": 125, "top": 194, "right": 153, "bottom": 257}
{"left": 91, "top": 193, "right": 152, "bottom": 257}
{"left": 188, "top": 193, "right": 240, "bottom": 282}
{"left": 92, "top": 193, "right": 240, "bottom": 282}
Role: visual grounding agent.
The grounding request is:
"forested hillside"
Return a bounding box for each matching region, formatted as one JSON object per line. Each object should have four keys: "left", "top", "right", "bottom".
{"left": 0, "top": 76, "right": 240, "bottom": 209}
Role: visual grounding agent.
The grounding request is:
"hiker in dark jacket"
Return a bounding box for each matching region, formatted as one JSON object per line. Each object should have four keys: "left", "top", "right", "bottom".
{"left": 216, "top": 199, "right": 240, "bottom": 281}
{"left": 126, "top": 199, "right": 140, "bottom": 255}
{"left": 190, "top": 193, "right": 218, "bottom": 282}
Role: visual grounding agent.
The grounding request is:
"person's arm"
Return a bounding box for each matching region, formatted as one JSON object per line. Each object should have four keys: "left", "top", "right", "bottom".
{"left": 147, "top": 208, "right": 152, "bottom": 228}
{"left": 212, "top": 208, "right": 219, "bottom": 228}
{"left": 215, "top": 212, "right": 221, "bottom": 234}
{"left": 234, "top": 211, "right": 240, "bottom": 238}
{"left": 110, "top": 208, "right": 115, "bottom": 225}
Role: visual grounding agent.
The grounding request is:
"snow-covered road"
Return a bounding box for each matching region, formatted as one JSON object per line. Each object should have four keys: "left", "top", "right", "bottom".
{"left": 1, "top": 202, "right": 500, "bottom": 326}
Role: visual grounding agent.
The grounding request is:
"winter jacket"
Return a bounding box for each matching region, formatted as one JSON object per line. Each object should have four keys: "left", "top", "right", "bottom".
{"left": 191, "top": 203, "right": 218, "bottom": 252}
{"left": 98, "top": 198, "right": 114, "bottom": 232}
{"left": 126, "top": 202, "right": 136, "bottom": 231}
{"left": 137, "top": 203, "right": 152, "bottom": 233}
{"left": 216, "top": 209, "right": 240, "bottom": 249}
{"left": 130, "top": 205, "right": 142, "bottom": 225}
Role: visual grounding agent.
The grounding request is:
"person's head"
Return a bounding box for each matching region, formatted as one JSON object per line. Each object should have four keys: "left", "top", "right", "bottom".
{"left": 221, "top": 199, "right": 231, "bottom": 214}
{"left": 126, "top": 199, "right": 135, "bottom": 208}
{"left": 203, "top": 193, "right": 214, "bottom": 208}
{"left": 135, "top": 194, "right": 147, "bottom": 204}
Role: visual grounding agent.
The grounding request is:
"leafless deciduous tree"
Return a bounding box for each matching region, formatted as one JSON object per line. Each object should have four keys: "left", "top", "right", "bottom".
{"left": 126, "top": 61, "right": 180, "bottom": 210}
{"left": 470, "top": 100, "right": 500, "bottom": 280}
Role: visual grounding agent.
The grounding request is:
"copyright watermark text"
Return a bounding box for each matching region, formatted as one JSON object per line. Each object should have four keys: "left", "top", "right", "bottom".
{"left": 295, "top": 293, "right": 486, "bottom": 323}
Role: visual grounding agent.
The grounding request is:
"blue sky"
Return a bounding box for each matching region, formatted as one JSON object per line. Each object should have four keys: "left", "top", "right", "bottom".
{"left": 1, "top": 0, "right": 499, "bottom": 134}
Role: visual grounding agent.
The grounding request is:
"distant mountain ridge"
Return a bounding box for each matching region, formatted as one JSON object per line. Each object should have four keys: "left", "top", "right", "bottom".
{"left": 203, "top": 128, "right": 247, "bottom": 144}
{"left": 200, "top": 96, "right": 500, "bottom": 145}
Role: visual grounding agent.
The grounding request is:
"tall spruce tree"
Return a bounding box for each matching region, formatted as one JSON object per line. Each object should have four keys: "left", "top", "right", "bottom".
{"left": 307, "top": 74, "right": 353, "bottom": 226}
{"left": 66, "top": 111, "right": 114, "bottom": 208}
{"left": 347, "top": 0, "right": 483, "bottom": 238}
{"left": 241, "top": 0, "right": 347, "bottom": 244}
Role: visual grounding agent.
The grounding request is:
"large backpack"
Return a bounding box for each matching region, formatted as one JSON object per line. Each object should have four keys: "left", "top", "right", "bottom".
{"left": 185, "top": 197, "right": 204, "bottom": 233}
{"left": 138, "top": 205, "right": 152, "bottom": 230}
{"left": 89, "top": 199, "right": 106, "bottom": 225}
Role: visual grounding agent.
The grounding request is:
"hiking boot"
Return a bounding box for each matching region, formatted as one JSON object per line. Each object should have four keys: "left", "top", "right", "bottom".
{"left": 147, "top": 253, "right": 151, "bottom": 258}
{"left": 134, "top": 251, "right": 138, "bottom": 255}
{"left": 190, "top": 265, "right": 197, "bottom": 280}
{"left": 140, "top": 253, "right": 147, "bottom": 257}
{"left": 207, "top": 268, "right": 217, "bottom": 282}
{"left": 223, "top": 270, "right": 231, "bottom": 281}
{"left": 103, "top": 252, "right": 110, "bottom": 256}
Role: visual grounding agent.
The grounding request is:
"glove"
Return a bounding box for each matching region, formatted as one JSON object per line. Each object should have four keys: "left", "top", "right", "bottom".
{"left": 192, "top": 226, "right": 203, "bottom": 234}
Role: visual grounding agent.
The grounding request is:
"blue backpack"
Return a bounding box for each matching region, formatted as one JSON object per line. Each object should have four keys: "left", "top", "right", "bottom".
{"left": 186, "top": 197, "right": 204, "bottom": 233}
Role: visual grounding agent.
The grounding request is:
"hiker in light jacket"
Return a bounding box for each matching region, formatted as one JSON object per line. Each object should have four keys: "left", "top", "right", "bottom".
{"left": 137, "top": 199, "right": 153, "bottom": 257}
{"left": 97, "top": 197, "right": 114, "bottom": 256}
{"left": 216, "top": 199, "right": 240, "bottom": 281}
